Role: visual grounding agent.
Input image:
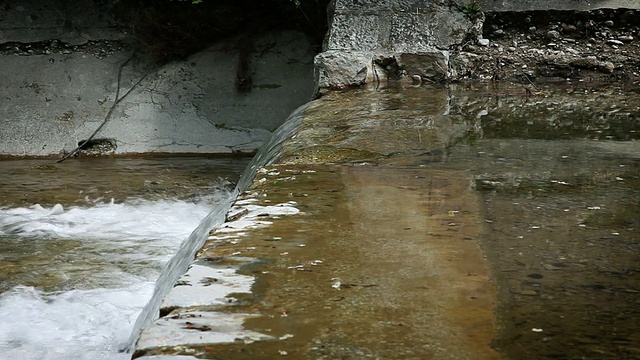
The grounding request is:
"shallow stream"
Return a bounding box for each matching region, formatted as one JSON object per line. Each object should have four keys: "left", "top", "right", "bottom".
{"left": 275, "top": 83, "right": 640, "bottom": 359}
{"left": 2, "top": 83, "right": 640, "bottom": 360}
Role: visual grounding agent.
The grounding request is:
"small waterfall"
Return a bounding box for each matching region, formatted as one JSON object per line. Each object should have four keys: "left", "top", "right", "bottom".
{"left": 127, "top": 103, "right": 309, "bottom": 350}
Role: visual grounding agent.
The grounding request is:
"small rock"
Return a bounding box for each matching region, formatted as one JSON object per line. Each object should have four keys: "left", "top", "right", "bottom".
{"left": 520, "top": 290, "right": 538, "bottom": 296}
{"left": 618, "top": 35, "right": 634, "bottom": 43}
{"left": 493, "top": 29, "right": 505, "bottom": 37}
{"left": 543, "top": 263, "right": 563, "bottom": 270}
{"left": 607, "top": 39, "right": 624, "bottom": 46}
{"left": 508, "top": 47, "right": 516, "bottom": 52}
{"left": 528, "top": 26, "right": 537, "bottom": 33}
{"left": 601, "top": 61, "right": 615, "bottom": 73}
{"left": 604, "top": 20, "right": 614, "bottom": 27}
{"left": 562, "top": 24, "right": 577, "bottom": 33}
{"left": 546, "top": 30, "right": 561, "bottom": 39}
{"left": 478, "top": 38, "right": 490, "bottom": 47}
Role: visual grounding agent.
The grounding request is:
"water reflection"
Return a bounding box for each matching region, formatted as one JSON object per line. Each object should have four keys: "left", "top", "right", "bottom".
{"left": 288, "top": 83, "right": 640, "bottom": 359}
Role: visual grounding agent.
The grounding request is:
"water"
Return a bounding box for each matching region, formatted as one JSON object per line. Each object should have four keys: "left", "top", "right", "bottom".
{"left": 0, "top": 156, "right": 250, "bottom": 360}
{"left": 127, "top": 103, "right": 308, "bottom": 349}
{"left": 254, "top": 83, "right": 640, "bottom": 359}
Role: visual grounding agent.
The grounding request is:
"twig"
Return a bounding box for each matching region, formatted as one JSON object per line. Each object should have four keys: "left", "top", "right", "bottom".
{"left": 57, "top": 53, "right": 151, "bottom": 163}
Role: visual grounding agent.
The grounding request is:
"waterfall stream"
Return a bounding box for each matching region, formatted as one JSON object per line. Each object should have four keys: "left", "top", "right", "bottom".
{"left": 126, "top": 103, "right": 308, "bottom": 350}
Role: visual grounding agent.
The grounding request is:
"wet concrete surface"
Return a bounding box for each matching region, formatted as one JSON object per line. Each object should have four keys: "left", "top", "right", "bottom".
{"left": 135, "top": 84, "right": 640, "bottom": 359}
{"left": 137, "top": 165, "right": 498, "bottom": 359}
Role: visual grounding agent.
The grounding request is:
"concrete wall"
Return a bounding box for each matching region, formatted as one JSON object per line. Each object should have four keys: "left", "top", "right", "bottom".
{"left": 0, "top": 1, "right": 315, "bottom": 157}
{"left": 314, "top": 0, "right": 483, "bottom": 91}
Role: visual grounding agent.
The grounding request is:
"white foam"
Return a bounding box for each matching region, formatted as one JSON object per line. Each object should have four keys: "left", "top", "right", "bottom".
{"left": 135, "top": 311, "right": 271, "bottom": 351}
{"left": 0, "top": 284, "right": 152, "bottom": 360}
{"left": 161, "top": 264, "right": 254, "bottom": 309}
{"left": 216, "top": 202, "right": 300, "bottom": 234}
{"left": 0, "top": 195, "right": 229, "bottom": 359}
{"left": 0, "top": 200, "right": 213, "bottom": 242}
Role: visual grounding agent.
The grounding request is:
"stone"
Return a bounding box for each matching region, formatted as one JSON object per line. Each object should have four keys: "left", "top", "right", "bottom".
{"left": 314, "top": 50, "right": 375, "bottom": 91}
{"left": 547, "top": 30, "right": 561, "bottom": 39}
{"left": 604, "top": 20, "right": 615, "bottom": 27}
{"left": 618, "top": 35, "right": 634, "bottom": 42}
{"left": 478, "top": 38, "right": 490, "bottom": 46}
{"left": 395, "top": 52, "right": 450, "bottom": 82}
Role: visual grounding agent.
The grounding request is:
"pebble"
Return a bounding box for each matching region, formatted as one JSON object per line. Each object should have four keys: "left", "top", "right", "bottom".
{"left": 528, "top": 26, "right": 536, "bottom": 33}
{"left": 604, "top": 20, "right": 614, "bottom": 27}
{"left": 546, "top": 30, "right": 561, "bottom": 39}
{"left": 607, "top": 39, "right": 624, "bottom": 46}
{"left": 493, "top": 29, "right": 505, "bottom": 37}
{"left": 478, "top": 38, "right": 490, "bottom": 46}
{"left": 618, "top": 35, "right": 634, "bottom": 42}
{"left": 543, "top": 263, "right": 563, "bottom": 270}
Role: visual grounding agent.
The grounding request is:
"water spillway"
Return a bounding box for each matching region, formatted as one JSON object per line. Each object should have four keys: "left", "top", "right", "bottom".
{"left": 130, "top": 84, "right": 640, "bottom": 359}
{"left": 127, "top": 104, "right": 308, "bottom": 351}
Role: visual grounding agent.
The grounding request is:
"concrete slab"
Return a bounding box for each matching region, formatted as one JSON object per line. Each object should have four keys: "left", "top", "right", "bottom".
{"left": 479, "top": 0, "right": 640, "bottom": 12}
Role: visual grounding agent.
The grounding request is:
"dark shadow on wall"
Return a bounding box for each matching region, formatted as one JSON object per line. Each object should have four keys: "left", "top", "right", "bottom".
{"left": 112, "top": 0, "right": 331, "bottom": 64}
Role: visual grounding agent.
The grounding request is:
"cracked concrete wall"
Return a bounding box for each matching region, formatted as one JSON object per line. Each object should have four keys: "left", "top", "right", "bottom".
{"left": 0, "top": 0, "right": 315, "bottom": 157}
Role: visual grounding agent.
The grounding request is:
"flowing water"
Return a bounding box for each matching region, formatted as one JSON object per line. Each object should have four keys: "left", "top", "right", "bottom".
{"left": 0, "top": 156, "right": 250, "bottom": 360}
{"left": 126, "top": 104, "right": 306, "bottom": 349}
{"left": 3, "top": 84, "right": 640, "bottom": 360}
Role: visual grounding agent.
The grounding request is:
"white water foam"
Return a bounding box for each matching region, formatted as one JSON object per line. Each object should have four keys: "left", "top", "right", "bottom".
{"left": 0, "top": 284, "right": 150, "bottom": 360}
{"left": 0, "top": 200, "right": 214, "bottom": 242}
{"left": 0, "top": 195, "right": 228, "bottom": 360}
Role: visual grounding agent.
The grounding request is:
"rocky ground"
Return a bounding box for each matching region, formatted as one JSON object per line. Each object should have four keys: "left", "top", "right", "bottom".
{"left": 455, "top": 9, "right": 640, "bottom": 86}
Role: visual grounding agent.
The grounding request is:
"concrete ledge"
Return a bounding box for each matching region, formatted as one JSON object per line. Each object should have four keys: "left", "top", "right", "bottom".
{"left": 479, "top": 0, "right": 640, "bottom": 12}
